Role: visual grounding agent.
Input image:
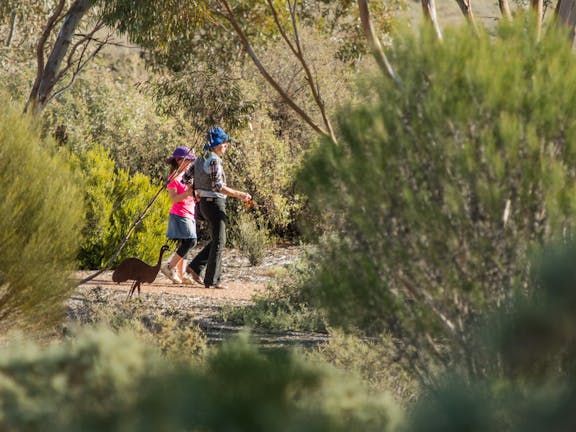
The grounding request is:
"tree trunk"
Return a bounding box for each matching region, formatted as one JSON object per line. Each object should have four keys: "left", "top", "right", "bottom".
{"left": 26, "top": 0, "right": 91, "bottom": 116}
{"left": 454, "top": 0, "right": 478, "bottom": 31}
{"left": 531, "top": 0, "right": 543, "bottom": 39}
{"left": 498, "top": 0, "right": 512, "bottom": 20}
{"left": 357, "top": 0, "right": 401, "bottom": 85}
{"left": 421, "top": 0, "right": 443, "bottom": 40}
{"left": 555, "top": 0, "right": 576, "bottom": 46}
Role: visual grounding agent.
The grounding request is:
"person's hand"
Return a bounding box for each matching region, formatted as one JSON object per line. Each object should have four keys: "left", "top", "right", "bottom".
{"left": 240, "top": 192, "right": 252, "bottom": 202}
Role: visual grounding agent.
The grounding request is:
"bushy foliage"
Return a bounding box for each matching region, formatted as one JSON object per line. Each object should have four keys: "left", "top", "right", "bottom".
{"left": 0, "top": 326, "right": 166, "bottom": 431}
{"left": 222, "top": 252, "right": 327, "bottom": 333}
{"left": 311, "top": 330, "right": 419, "bottom": 402}
{"left": 42, "top": 58, "right": 190, "bottom": 180}
{"left": 0, "top": 95, "right": 83, "bottom": 332}
{"left": 226, "top": 112, "right": 309, "bottom": 238}
{"left": 230, "top": 210, "right": 270, "bottom": 265}
{"left": 0, "top": 328, "right": 399, "bottom": 431}
{"left": 298, "top": 17, "right": 576, "bottom": 378}
{"left": 69, "top": 292, "right": 208, "bottom": 363}
{"left": 73, "top": 146, "right": 171, "bottom": 269}
{"left": 405, "top": 241, "right": 576, "bottom": 432}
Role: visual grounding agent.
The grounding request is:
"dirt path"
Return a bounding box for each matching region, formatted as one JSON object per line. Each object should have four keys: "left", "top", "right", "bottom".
{"left": 74, "top": 244, "right": 303, "bottom": 302}
{"left": 68, "top": 245, "right": 330, "bottom": 349}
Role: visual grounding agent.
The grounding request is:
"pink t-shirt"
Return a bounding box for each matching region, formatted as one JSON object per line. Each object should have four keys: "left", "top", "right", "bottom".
{"left": 167, "top": 173, "right": 196, "bottom": 218}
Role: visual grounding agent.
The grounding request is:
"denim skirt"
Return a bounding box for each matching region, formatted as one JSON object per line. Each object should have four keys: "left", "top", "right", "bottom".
{"left": 166, "top": 213, "right": 196, "bottom": 239}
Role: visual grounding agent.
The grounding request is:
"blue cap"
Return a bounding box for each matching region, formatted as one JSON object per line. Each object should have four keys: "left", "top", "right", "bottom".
{"left": 204, "top": 126, "right": 232, "bottom": 150}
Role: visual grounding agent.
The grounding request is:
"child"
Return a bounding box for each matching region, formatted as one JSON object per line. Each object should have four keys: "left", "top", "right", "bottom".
{"left": 161, "top": 146, "right": 200, "bottom": 285}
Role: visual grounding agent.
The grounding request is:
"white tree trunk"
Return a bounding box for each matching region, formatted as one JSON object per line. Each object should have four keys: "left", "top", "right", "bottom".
{"left": 421, "top": 0, "right": 443, "bottom": 41}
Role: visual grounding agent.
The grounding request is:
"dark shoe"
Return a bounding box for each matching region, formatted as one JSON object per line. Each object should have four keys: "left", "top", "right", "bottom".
{"left": 186, "top": 267, "right": 203, "bottom": 285}
{"left": 204, "top": 283, "right": 229, "bottom": 290}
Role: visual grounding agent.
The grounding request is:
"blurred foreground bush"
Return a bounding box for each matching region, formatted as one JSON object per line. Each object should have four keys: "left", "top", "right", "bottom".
{"left": 406, "top": 241, "right": 576, "bottom": 432}
{"left": 299, "top": 17, "right": 576, "bottom": 380}
{"left": 0, "top": 329, "right": 399, "bottom": 432}
{"left": 0, "top": 95, "right": 83, "bottom": 332}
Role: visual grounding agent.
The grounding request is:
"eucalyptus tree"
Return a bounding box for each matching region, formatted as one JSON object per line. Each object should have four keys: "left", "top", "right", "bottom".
{"left": 98, "top": 0, "right": 399, "bottom": 143}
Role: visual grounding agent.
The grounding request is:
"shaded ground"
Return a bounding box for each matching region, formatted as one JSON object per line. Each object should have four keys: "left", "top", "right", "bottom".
{"left": 68, "top": 244, "right": 330, "bottom": 349}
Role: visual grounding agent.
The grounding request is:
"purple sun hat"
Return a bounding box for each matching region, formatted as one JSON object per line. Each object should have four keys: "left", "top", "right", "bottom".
{"left": 166, "top": 146, "right": 195, "bottom": 163}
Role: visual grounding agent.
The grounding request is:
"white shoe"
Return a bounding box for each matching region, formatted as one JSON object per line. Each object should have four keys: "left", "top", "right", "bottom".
{"left": 161, "top": 263, "right": 182, "bottom": 284}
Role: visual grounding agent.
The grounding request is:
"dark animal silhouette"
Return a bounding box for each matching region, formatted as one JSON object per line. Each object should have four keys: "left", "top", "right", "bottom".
{"left": 112, "top": 244, "right": 171, "bottom": 298}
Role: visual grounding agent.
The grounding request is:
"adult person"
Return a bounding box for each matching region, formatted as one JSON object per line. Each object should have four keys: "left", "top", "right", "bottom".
{"left": 185, "top": 126, "right": 252, "bottom": 289}
{"left": 160, "top": 146, "right": 199, "bottom": 285}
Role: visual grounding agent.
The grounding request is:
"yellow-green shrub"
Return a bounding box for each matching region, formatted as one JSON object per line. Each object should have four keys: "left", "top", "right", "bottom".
{"left": 75, "top": 146, "right": 171, "bottom": 269}
{"left": 0, "top": 94, "right": 83, "bottom": 332}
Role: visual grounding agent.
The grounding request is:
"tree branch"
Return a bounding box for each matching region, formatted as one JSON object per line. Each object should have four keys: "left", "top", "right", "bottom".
{"left": 6, "top": 12, "right": 17, "bottom": 47}
{"left": 267, "top": 0, "right": 337, "bottom": 143}
{"left": 217, "top": 0, "right": 332, "bottom": 140}
{"left": 421, "top": 0, "right": 443, "bottom": 41}
{"left": 453, "top": 0, "right": 478, "bottom": 31}
{"left": 531, "top": 0, "right": 543, "bottom": 39}
{"left": 498, "top": 0, "right": 512, "bottom": 20}
{"left": 24, "top": 0, "right": 67, "bottom": 114}
{"left": 357, "top": 0, "right": 402, "bottom": 86}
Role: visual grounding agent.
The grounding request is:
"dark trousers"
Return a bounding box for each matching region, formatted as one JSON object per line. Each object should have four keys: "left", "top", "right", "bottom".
{"left": 188, "top": 198, "right": 227, "bottom": 286}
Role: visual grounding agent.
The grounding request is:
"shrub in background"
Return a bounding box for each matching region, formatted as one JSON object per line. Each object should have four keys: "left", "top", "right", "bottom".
{"left": 299, "top": 17, "right": 576, "bottom": 381}
{"left": 230, "top": 210, "right": 270, "bottom": 266}
{"left": 42, "top": 60, "right": 191, "bottom": 181}
{"left": 74, "top": 146, "right": 171, "bottom": 269}
{"left": 0, "top": 95, "right": 83, "bottom": 332}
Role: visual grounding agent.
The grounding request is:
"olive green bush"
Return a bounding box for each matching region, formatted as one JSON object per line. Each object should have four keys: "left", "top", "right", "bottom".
{"left": 0, "top": 95, "right": 83, "bottom": 332}
{"left": 42, "top": 58, "right": 190, "bottom": 181}
{"left": 299, "top": 17, "right": 576, "bottom": 380}
{"left": 405, "top": 241, "right": 576, "bottom": 432}
{"left": 74, "top": 146, "right": 171, "bottom": 269}
{"left": 230, "top": 210, "right": 270, "bottom": 265}
{"left": 0, "top": 329, "right": 399, "bottom": 432}
{"left": 222, "top": 251, "right": 327, "bottom": 333}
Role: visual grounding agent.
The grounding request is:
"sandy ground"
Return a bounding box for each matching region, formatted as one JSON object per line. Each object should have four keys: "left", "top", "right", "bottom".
{"left": 73, "top": 245, "right": 305, "bottom": 302}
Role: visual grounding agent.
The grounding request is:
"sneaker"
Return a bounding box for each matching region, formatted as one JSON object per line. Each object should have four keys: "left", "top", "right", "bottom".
{"left": 181, "top": 273, "right": 196, "bottom": 285}
{"left": 186, "top": 267, "right": 203, "bottom": 285}
{"left": 161, "top": 263, "right": 182, "bottom": 284}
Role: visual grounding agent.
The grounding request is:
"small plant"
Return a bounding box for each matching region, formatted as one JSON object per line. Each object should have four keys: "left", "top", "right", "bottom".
{"left": 221, "top": 254, "right": 328, "bottom": 333}
{"left": 231, "top": 210, "right": 270, "bottom": 266}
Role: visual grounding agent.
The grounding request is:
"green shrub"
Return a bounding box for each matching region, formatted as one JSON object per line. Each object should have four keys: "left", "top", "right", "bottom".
{"left": 74, "top": 146, "right": 171, "bottom": 269}
{"left": 299, "top": 17, "right": 576, "bottom": 378}
{"left": 0, "top": 326, "right": 166, "bottom": 431}
{"left": 0, "top": 328, "right": 399, "bottom": 431}
{"left": 231, "top": 210, "right": 270, "bottom": 265}
{"left": 405, "top": 240, "right": 576, "bottom": 432}
{"left": 0, "top": 95, "right": 83, "bottom": 332}
{"left": 222, "top": 253, "right": 327, "bottom": 333}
